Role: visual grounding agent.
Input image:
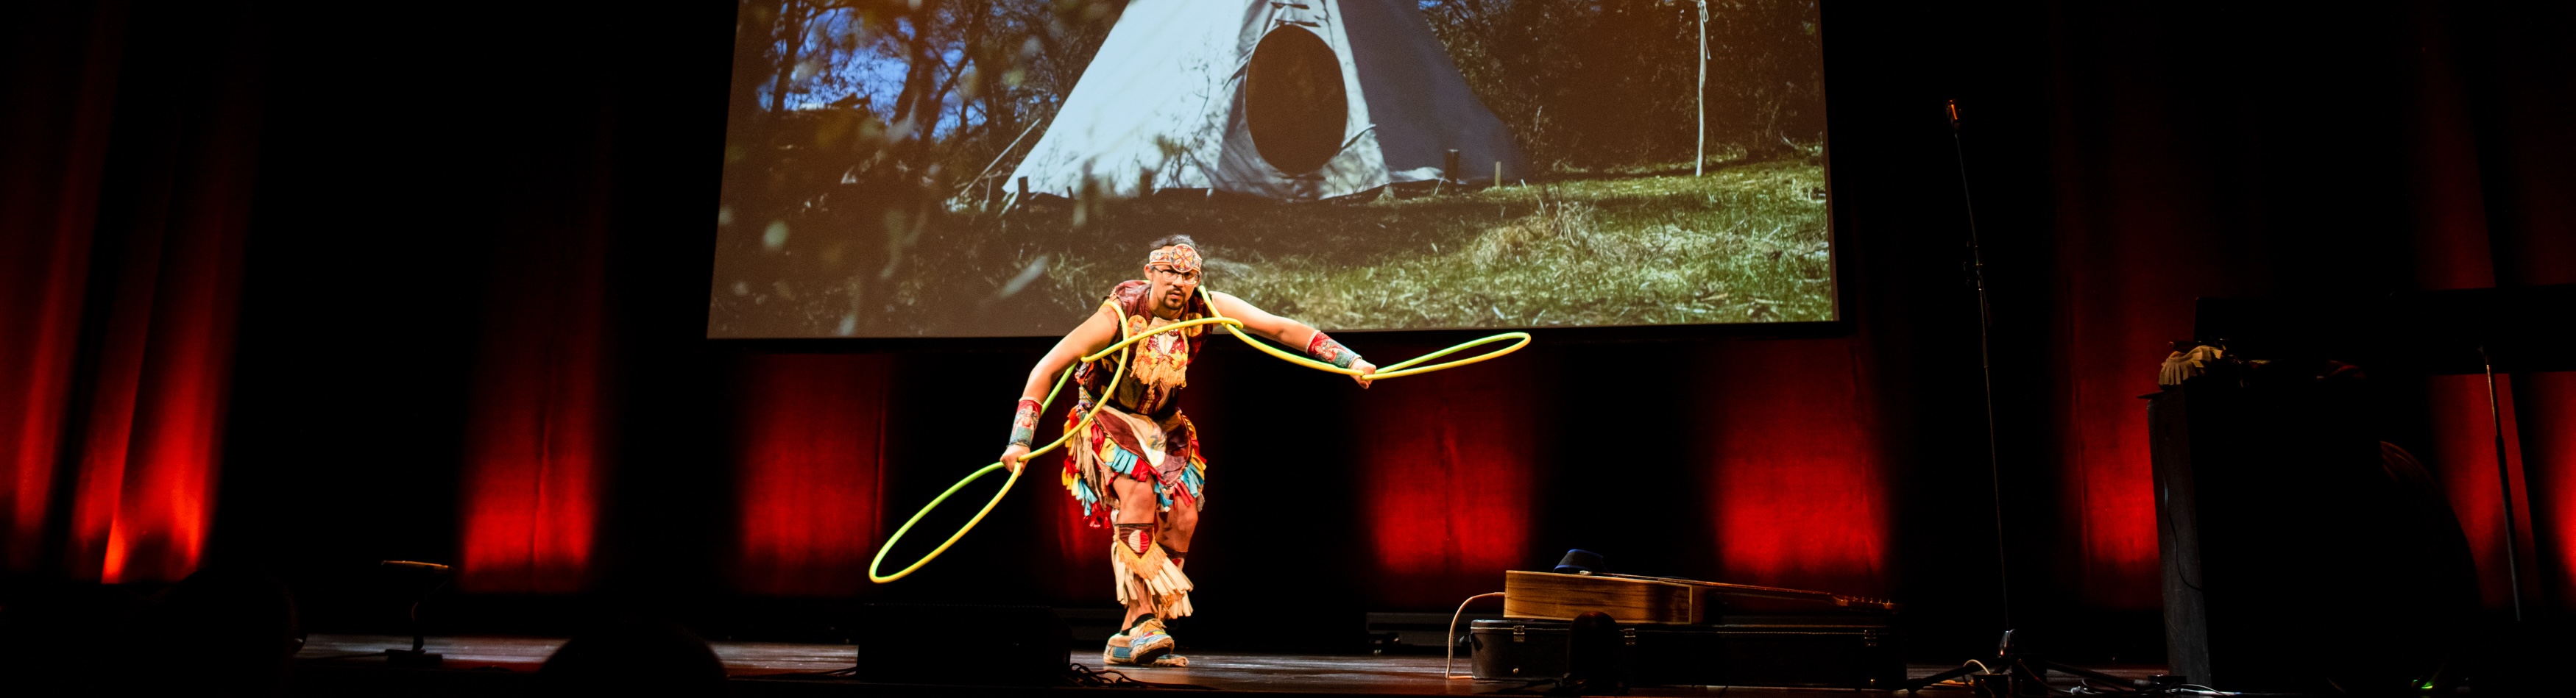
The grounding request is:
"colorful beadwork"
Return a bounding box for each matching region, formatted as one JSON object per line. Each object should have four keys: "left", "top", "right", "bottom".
{"left": 1305, "top": 331, "right": 1360, "bottom": 369}
{"left": 1008, "top": 398, "right": 1041, "bottom": 447}
{"left": 1146, "top": 244, "right": 1200, "bottom": 275}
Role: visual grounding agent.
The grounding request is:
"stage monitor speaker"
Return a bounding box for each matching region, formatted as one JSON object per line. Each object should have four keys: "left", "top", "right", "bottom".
{"left": 2147, "top": 360, "right": 2477, "bottom": 694}
{"left": 854, "top": 604, "right": 1071, "bottom": 686}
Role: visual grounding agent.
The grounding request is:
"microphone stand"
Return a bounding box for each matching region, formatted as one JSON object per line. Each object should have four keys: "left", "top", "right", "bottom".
{"left": 1948, "top": 99, "right": 2014, "bottom": 638}
{"left": 1905, "top": 630, "right": 2154, "bottom": 695}
{"left": 1901, "top": 100, "right": 2132, "bottom": 695}
{"left": 2479, "top": 345, "right": 2524, "bottom": 622}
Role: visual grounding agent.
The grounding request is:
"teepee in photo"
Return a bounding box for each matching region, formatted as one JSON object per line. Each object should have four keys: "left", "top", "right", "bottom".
{"left": 1005, "top": 0, "right": 1526, "bottom": 204}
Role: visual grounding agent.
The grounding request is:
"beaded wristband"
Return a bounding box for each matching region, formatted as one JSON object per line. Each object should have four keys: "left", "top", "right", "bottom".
{"left": 1304, "top": 331, "right": 1361, "bottom": 369}
{"left": 1008, "top": 398, "right": 1041, "bottom": 447}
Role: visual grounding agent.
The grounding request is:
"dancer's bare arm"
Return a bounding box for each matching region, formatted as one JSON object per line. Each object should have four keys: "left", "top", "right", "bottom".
{"left": 1207, "top": 291, "right": 1376, "bottom": 388}
{"left": 1000, "top": 305, "right": 1121, "bottom": 471}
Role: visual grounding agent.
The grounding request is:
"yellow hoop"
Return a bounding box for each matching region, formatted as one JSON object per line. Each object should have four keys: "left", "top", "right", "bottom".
{"left": 867, "top": 325, "right": 1131, "bottom": 584}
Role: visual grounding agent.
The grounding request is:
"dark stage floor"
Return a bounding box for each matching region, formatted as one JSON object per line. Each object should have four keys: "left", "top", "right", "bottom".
{"left": 290, "top": 634, "right": 2168, "bottom": 697}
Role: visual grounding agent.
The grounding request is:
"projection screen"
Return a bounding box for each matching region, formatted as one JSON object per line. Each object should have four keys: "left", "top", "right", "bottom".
{"left": 710, "top": 0, "right": 1832, "bottom": 338}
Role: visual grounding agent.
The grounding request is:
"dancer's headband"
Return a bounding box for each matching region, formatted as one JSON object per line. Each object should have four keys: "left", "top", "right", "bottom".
{"left": 1147, "top": 244, "right": 1201, "bottom": 275}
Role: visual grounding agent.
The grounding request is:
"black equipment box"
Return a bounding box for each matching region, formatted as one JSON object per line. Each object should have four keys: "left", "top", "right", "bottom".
{"left": 1468, "top": 618, "right": 1904, "bottom": 688}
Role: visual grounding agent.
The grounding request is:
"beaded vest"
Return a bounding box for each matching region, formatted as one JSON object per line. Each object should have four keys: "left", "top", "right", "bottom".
{"left": 1076, "top": 280, "right": 1209, "bottom": 419}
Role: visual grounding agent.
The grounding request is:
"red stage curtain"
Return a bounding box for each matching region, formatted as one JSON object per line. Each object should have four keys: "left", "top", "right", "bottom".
{"left": 0, "top": 2, "right": 123, "bottom": 573}
{"left": 2042, "top": 63, "right": 2210, "bottom": 611}
{"left": 456, "top": 335, "right": 605, "bottom": 594}
{"left": 0, "top": 1, "right": 262, "bottom": 584}
{"left": 2411, "top": 3, "right": 2576, "bottom": 616}
{"left": 1696, "top": 338, "right": 1891, "bottom": 596}
{"left": 731, "top": 353, "right": 891, "bottom": 596}
{"left": 1048, "top": 446, "right": 1108, "bottom": 598}
{"left": 1355, "top": 359, "right": 1536, "bottom": 608}
{"left": 2039, "top": 0, "right": 2576, "bottom": 615}
{"left": 2393, "top": 38, "right": 2555, "bottom": 605}
{"left": 2519, "top": 373, "right": 2576, "bottom": 606}
{"left": 2428, "top": 376, "right": 2541, "bottom": 609}
{"left": 65, "top": 130, "right": 261, "bottom": 583}
{"left": 455, "top": 132, "right": 618, "bottom": 594}
{"left": 2470, "top": 1, "right": 2576, "bottom": 613}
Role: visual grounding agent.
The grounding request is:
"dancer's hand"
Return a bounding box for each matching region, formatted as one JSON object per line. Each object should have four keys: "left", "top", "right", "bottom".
{"left": 1351, "top": 359, "right": 1376, "bottom": 388}
{"left": 1000, "top": 444, "right": 1031, "bottom": 474}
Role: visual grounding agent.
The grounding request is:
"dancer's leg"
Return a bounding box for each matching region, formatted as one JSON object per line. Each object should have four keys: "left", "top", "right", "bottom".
{"left": 1111, "top": 476, "right": 1159, "bottom": 628}
{"left": 1159, "top": 496, "right": 1197, "bottom": 569}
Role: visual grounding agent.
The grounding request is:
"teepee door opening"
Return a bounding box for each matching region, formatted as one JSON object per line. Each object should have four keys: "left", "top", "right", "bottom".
{"left": 1245, "top": 26, "right": 1350, "bottom": 175}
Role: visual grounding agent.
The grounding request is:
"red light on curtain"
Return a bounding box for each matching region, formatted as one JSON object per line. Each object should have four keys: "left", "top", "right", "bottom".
{"left": 458, "top": 216, "right": 610, "bottom": 594}
{"left": 2427, "top": 374, "right": 2538, "bottom": 609}
{"left": 0, "top": 4, "right": 117, "bottom": 570}
{"left": 456, "top": 303, "right": 606, "bottom": 592}
{"left": 90, "top": 214, "right": 246, "bottom": 583}
{"left": 1050, "top": 457, "right": 1107, "bottom": 596}
{"left": 1, "top": 231, "right": 93, "bottom": 572}
{"left": 1356, "top": 366, "right": 1534, "bottom": 608}
{"left": 1698, "top": 338, "right": 1889, "bottom": 594}
{"left": 2053, "top": 355, "right": 2162, "bottom": 608}
{"left": 458, "top": 365, "right": 602, "bottom": 594}
{"left": 2049, "top": 269, "right": 2179, "bottom": 610}
{"left": 52, "top": 43, "right": 261, "bottom": 583}
{"left": 732, "top": 353, "right": 890, "bottom": 596}
{"left": 457, "top": 318, "right": 605, "bottom": 594}
{"left": 2518, "top": 372, "right": 2576, "bottom": 608}
{"left": 66, "top": 244, "right": 160, "bottom": 583}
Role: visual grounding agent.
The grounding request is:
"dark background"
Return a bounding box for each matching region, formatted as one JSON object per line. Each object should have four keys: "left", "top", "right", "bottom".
{"left": 5, "top": 0, "right": 2572, "bottom": 666}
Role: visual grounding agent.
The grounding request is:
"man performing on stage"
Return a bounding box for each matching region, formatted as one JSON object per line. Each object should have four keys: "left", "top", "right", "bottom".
{"left": 999, "top": 235, "right": 1375, "bottom": 667}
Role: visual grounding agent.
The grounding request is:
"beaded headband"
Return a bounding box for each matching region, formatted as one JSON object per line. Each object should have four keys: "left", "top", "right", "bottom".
{"left": 1146, "top": 244, "right": 1201, "bottom": 275}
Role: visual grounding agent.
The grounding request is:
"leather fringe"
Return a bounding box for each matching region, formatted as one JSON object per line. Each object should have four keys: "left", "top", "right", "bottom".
{"left": 1111, "top": 540, "right": 1196, "bottom": 619}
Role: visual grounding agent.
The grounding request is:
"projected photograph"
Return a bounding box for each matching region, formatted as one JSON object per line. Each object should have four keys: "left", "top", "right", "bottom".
{"left": 711, "top": 0, "right": 1831, "bottom": 338}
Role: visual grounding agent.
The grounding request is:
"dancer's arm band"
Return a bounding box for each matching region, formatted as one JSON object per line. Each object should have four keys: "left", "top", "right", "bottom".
{"left": 1305, "top": 331, "right": 1362, "bottom": 369}
{"left": 1008, "top": 398, "right": 1041, "bottom": 447}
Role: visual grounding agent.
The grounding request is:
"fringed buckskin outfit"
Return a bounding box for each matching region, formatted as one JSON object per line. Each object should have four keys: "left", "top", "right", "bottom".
{"left": 1061, "top": 279, "right": 1209, "bottom": 619}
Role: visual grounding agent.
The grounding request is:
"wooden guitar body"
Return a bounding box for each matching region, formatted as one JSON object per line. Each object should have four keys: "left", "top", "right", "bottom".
{"left": 1500, "top": 570, "right": 1899, "bottom": 625}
